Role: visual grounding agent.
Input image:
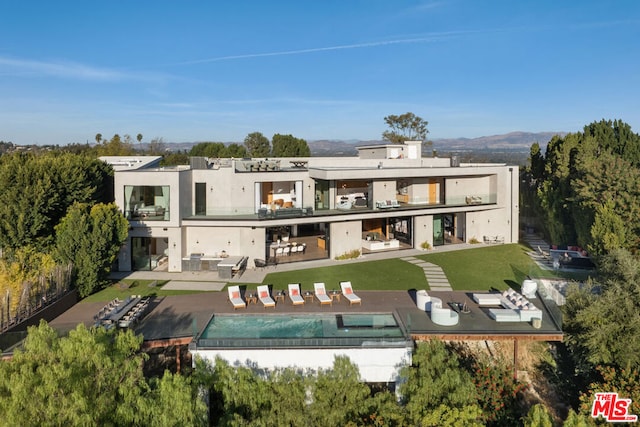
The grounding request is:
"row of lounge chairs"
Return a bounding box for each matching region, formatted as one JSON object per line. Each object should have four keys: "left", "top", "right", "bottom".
{"left": 227, "top": 282, "right": 362, "bottom": 309}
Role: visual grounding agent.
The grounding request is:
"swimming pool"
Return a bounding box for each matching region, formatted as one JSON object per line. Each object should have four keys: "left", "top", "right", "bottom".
{"left": 196, "top": 313, "right": 408, "bottom": 348}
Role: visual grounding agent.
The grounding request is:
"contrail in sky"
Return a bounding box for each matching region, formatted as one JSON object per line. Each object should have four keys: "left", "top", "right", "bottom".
{"left": 176, "top": 33, "right": 471, "bottom": 66}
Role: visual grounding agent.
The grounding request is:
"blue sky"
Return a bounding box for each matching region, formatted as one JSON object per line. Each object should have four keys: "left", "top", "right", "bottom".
{"left": 1, "top": 1, "right": 639, "bottom": 145}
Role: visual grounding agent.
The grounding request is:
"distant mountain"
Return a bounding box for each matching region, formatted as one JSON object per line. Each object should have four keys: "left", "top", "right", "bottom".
{"left": 158, "top": 131, "right": 566, "bottom": 156}
{"left": 307, "top": 131, "right": 565, "bottom": 156}
{"left": 430, "top": 131, "right": 565, "bottom": 152}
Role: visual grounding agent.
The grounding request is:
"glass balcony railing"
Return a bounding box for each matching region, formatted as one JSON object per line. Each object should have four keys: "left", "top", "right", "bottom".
{"left": 183, "top": 193, "right": 498, "bottom": 219}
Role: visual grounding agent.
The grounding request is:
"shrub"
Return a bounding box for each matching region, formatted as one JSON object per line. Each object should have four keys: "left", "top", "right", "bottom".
{"left": 469, "top": 236, "right": 481, "bottom": 244}
{"left": 335, "top": 250, "right": 361, "bottom": 260}
{"left": 420, "top": 241, "right": 432, "bottom": 250}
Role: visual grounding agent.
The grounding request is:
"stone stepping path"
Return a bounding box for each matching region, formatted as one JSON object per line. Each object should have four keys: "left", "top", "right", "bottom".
{"left": 401, "top": 256, "right": 452, "bottom": 291}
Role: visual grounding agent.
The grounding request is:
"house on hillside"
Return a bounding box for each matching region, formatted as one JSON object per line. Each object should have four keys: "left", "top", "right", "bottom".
{"left": 103, "top": 140, "right": 519, "bottom": 273}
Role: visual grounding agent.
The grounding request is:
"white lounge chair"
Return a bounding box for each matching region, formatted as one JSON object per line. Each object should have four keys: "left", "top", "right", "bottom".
{"left": 227, "top": 285, "right": 246, "bottom": 310}
{"left": 340, "top": 281, "right": 362, "bottom": 305}
{"left": 288, "top": 283, "right": 305, "bottom": 306}
{"left": 313, "top": 282, "right": 332, "bottom": 306}
{"left": 257, "top": 285, "right": 276, "bottom": 308}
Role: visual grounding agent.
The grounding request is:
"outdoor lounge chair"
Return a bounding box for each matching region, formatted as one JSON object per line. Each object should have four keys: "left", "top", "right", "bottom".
{"left": 288, "top": 283, "right": 305, "bottom": 306}
{"left": 313, "top": 282, "right": 332, "bottom": 306}
{"left": 340, "top": 281, "right": 362, "bottom": 305}
{"left": 227, "top": 285, "right": 246, "bottom": 310}
{"left": 257, "top": 285, "right": 276, "bottom": 308}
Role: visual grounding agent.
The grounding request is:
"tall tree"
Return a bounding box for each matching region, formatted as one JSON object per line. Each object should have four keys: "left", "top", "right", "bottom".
{"left": 0, "top": 152, "right": 112, "bottom": 250}
{"left": 189, "top": 142, "right": 226, "bottom": 158}
{"left": 563, "top": 248, "right": 640, "bottom": 370}
{"left": 244, "top": 132, "right": 271, "bottom": 157}
{"left": 136, "top": 133, "right": 143, "bottom": 144}
{"left": 95, "top": 133, "right": 102, "bottom": 144}
{"left": 96, "top": 134, "right": 135, "bottom": 156}
{"left": 148, "top": 137, "right": 165, "bottom": 156}
{"left": 0, "top": 321, "right": 207, "bottom": 426}
{"left": 382, "top": 112, "right": 429, "bottom": 145}
{"left": 222, "top": 143, "right": 248, "bottom": 158}
{"left": 398, "top": 341, "right": 481, "bottom": 426}
{"left": 271, "top": 133, "right": 310, "bottom": 157}
{"left": 54, "top": 203, "right": 128, "bottom": 297}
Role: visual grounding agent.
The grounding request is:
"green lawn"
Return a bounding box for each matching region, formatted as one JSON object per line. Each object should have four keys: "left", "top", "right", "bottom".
{"left": 258, "top": 258, "right": 428, "bottom": 292}
{"left": 419, "top": 243, "right": 544, "bottom": 291}
{"left": 86, "top": 243, "right": 594, "bottom": 301}
{"left": 257, "top": 243, "right": 593, "bottom": 292}
{"left": 82, "top": 280, "right": 208, "bottom": 303}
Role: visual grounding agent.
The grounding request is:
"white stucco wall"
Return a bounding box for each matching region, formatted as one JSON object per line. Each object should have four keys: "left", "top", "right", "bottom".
{"left": 192, "top": 346, "right": 413, "bottom": 383}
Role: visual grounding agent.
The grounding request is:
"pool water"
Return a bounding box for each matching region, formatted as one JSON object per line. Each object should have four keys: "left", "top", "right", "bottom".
{"left": 201, "top": 313, "right": 403, "bottom": 340}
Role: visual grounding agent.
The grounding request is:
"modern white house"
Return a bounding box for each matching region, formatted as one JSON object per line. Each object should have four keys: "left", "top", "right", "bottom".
{"left": 105, "top": 140, "right": 519, "bottom": 273}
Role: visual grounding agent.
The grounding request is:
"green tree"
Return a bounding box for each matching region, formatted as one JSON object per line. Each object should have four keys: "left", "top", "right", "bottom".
{"left": 563, "top": 249, "right": 640, "bottom": 370}
{"left": 95, "top": 133, "right": 102, "bottom": 144}
{"left": 54, "top": 202, "right": 128, "bottom": 297}
{"left": 244, "top": 132, "right": 271, "bottom": 157}
{"left": 271, "top": 133, "right": 310, "bottom": 157}
{"left": 382, "top": 112, "right": 429, "bottom": 145}
{"left": 222, "top": 143, "right": 248, "bottom": 158}
{"left": 161, "top": 151, "right": 189, "bottom": 166}
{"left": 308, "top": 356, "right": 373, "bottom": 426}
{"left": 398, "top": 341, "right": 481, "bottom": 425}
{"left": 522, "top": 404, "right": 553, "bottom": 427}
{"left": 534, "top": 119, "right": 640, "bottom": 253}
{"left": 0, "top": 152, "right": 112, "bottom": 250}
{"left": 0, "top": 321, "right": 207, "bottom": 426}
{"left": 578, "top": 365, "right": 640, "bottom": 424}
{"left": 137, "top": 133, "right": 143, "bottom": 144}
{"left": 561, "top": 409, "right": 591, "bottom": 427}
{"left": 96, "top": 133, "right": 135, "bottom": 156}
{"left": 189, "top": 142, "right": 226, "bottom": 158}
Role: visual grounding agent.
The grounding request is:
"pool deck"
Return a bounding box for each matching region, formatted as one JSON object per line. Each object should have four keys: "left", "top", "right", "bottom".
{"left": 50, "top": 289, "right": 563, "bottom": 344}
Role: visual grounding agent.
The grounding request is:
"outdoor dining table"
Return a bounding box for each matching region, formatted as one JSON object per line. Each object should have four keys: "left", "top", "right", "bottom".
{"left": 217, "top": 256, "right": 244, "bottom": 279}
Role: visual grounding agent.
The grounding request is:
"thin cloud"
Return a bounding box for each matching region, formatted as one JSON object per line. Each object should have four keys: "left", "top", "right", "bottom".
{"left": 0, "top": 56, "right": 125, "bottom": 80}
{"left": 175, "top": 33, "right": 470, "bottom": 66}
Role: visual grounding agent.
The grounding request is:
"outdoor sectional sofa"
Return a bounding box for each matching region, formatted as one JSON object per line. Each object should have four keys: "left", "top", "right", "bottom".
{"left": 472, "top": 288, "right": 542, "bottom": 323}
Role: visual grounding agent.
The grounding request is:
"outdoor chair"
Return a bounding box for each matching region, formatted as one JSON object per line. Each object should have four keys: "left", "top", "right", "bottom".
{"left": 227, "top": 285, "right": 246, "bottom": 310}
{"left": 257, "top": 285, "right": 276, "bottom": 308}
{"left": 340, "top": 281, "right": 362, "bottom": 305}
{"left": 288, "top": 283, "right": 305, "bottom": 306}
{"left": 313, "top": 282, "right": 332, "bottom": 306}
{"left": 254, "top": 258, "right": 267, "bottom": 271}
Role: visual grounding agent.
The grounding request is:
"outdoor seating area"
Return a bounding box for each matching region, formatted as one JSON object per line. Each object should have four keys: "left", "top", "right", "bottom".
{"left": 414, "top": 290, "right": 459, "bottom": 326}
{"left": 473, "top": 288, "right": 543, "bottom": 323}
{"left": 93, "top": 295, "right": 150, "bottom": 329}
{"left": 224, "top": 283, "right": 365, "bottom": 309}
{"left": 270, "top": 242, "right": 307, "bottom": 258}
{"left": 227, "top": 285, "right": 246, "bottom": 310}
{"left": 340, "top": 281, "right": 362, "bottom": 305}
{"left": 314, "top": 282, "right": 333, "bottom": 306}
{"left": 257, "top": 285, "right": 276, "bottom": 309}
{"left": 288, "top": 283, "right": 305, "bottom": 306}
{"left": 375, "top": 199, "right": 400, "bottom": 209}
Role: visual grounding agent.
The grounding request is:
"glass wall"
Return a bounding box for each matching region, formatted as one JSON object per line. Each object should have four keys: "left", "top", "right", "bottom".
{"left": 124, "top": 185, "right": 170, "bottom": 220}
{"left": 131, "top": 237, "right": 169, "bottom": 271}
{"left": 314, "top": 180, "right": 329, "bottom": 211}
{"left": 195, "top": 183, "right": 206, "bottom": 215}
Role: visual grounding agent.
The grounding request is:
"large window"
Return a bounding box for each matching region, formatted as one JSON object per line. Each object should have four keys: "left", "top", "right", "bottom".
{"left": 195, "top": 183, "right": 206, "bottom": 215}
{"left": 315, "top": 180, "right": 329, "bottom": 211}
{"left": 124, "top": 185, "right": 170, "bottom": 221}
